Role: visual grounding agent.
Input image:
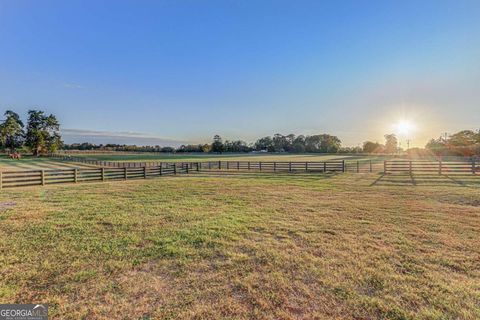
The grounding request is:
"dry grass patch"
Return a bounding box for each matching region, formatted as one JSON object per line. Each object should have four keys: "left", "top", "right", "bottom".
{"left": 0, "top": 173, "right": 479, "bottom": 319}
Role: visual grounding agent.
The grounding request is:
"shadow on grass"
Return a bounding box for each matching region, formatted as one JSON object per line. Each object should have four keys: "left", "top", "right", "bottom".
{"left": 371, "top": 173, "right": 480, "bottom": 187}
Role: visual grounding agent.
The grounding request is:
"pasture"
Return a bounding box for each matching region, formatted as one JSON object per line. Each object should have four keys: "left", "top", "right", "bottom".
{"left": 0, "top": 155, "right": 97, "bottom": 171}
{"left": 62, "top": 152, "right": 392, "bottom": 163}
{"left": 0, "top": 172, "right": 479, "bottom": 319}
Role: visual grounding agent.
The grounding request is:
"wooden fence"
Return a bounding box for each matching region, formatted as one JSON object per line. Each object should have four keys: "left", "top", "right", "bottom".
{"left": 197, "top": 160, "right": 345, "bottom": 172}
{"left": 0, "top": 163, "right": 197, "bottom": 189}
{"left": 0, "top": 160, "right": 345, "bottom": 189}
{"left": 50, "top": 155, "right": 346, "bottom": 172}
{"left": 384, "top": 160, "right": 479, "bottom": 174}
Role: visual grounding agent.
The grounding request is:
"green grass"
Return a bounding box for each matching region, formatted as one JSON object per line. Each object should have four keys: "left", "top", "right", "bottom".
{"left": 0, "top": 173, "right": 479, "bottom": 319}
{"left": 0, "top": 155, "right": 96, "bottom": 171}
{"left": 66, "top": 152, "right": 392, "bottom": 163}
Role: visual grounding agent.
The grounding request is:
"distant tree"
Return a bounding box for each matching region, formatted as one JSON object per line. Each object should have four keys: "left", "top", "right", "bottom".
{"left": 305, "top": 134, "right": 341, "bottom": 153}
{"left": 201, "top": 143, "right": 212, "bottom": 153}
{"left": 338, "top": 146, "right": 362, "bottom": 154}
{"left": 272, "top": 134, "right": 286, "bottom": 152}
{"left": 384, "top": 134, "right": 398, "bottom": 154}
{"left": 449, "top": 130, "right": 477, "bottom": 146}
{"left": 211, "top": 135, "right": 224, "bottom": 153}
{"left": 0, "top": 110, "right": 24, "bottom": 152}
{"left": 25, "top": 110, "right": 62, "bottom": 156}
{"left": 161, "top": 146, "right": 175, "bottom": 153}
{"left": 176, "top": 144, "right": 203, "bottom": 153}
{"left": 362, "top": 141, "right": 384, "bottom": 153}
{"left": 254, "top": 136, "right": 274, "bottom": 152}
{"left": 224, "top": 140, "right": 249, "bottom": 152}
{"left": 291, "top": 135, "right": 305, "bottom": 153}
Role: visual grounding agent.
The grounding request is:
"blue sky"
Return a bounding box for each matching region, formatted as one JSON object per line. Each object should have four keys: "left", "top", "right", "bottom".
{"left": 0, "top": 0, "right": 479, "bottom": 147}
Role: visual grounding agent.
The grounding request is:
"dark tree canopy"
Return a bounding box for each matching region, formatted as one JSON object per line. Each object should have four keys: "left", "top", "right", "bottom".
{"left": 0, "top": 110, "right": 24, "bottom": 152}
{"left": 25, "top": 110, "right": 63, "bottom": 155}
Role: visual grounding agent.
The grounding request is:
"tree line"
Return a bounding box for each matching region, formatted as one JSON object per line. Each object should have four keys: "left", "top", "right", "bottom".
{"left": 63, "top": 131, "right": 480, "bottom": 155}
{"left": 424, "top": 130, "right": 480, "bottom": 156}
{"left": 63, "top": 133, "right": 344, "bottom": 154}
{"left": 0, "top": 110, "right": 62, "bottom": 155}
{"left": 3, "top": 108, "right": 478, "bottom": 156}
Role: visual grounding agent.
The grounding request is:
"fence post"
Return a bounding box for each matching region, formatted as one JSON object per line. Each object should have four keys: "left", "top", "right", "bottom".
{"left": 227, "top": 162, "right": 229, "bottom": 170}
{"left": 384, "top": 160, "right": 387, "bottom": 174}
{"left": 0, "top": 172, "right": 2, "bottom": 189}
{"left": 356, "top": 161, "right": 359, "bottom": 173}
{"left": 174, "top": 163, "right": 177, "bottom": 175}
{"left": 160, "top": 163, "right": 163, "bottom": 176}
{"left": 248, "top": 161, "right": 251, "bottom": 170}
{"left": 144, "top": 166, "right": 147, "bottom": 178}
{"left": 369, "top": 160, "right": 372, "bottom": 173}
{"left": 409, "top": 161, "right": 412, "bottom": 175}
{"left": 274, "top": 162, "right": 277, "bottom": 172}
{"left": 259, "top": 162, "right": 262, "bottom": 171}
{"left": 74, "top": 168, "right": 78, "bottom": 183}
{"left": 186, "top": 164, "right": 189, "bottom": 174}
{"left": 41, "top": 170, "right": 45, "bottom": 185}
{"left": 473, "top": 159, "right": 476, "bottom": 175}
{"left": 289, "top": 162, "right": 292, "bottom": 172}
{"left": 342, "top": 160, "right": 345, "bottom": 173}
{"left": 305, "top": 162, "right": 308, "bottom": 172}
{"left": 124, "top": 167, "right": 128, "bottom": 180}
{"left": 101, "top": 168, "right": 105, "bottom": 181}
{"left": 197, "top": 162, "right": 200, "bottom": 171}
{"left": 218, "top": 161, "right": 221, "bottom": 170}
{"left": 439, "top": 161, "right": 442, "bottom": 175}
{"left": 237, "top": 161, "right": 240, "bottom": 170}
{"left": 324, "top": 162, "right": 326, "bottom": 173}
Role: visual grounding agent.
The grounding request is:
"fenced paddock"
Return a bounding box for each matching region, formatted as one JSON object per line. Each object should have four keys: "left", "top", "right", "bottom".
{"left": 0, "top": 161, "right": 344, "bottom": 189}
{"left": 384, "top": 160, "right": 479, "bottom": 175}
{"left": 2, "top": 158, "right": 480, "bottom": 189}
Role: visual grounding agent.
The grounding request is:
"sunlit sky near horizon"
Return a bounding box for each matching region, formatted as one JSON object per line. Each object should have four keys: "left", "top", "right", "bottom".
{"left": 1, "top": 0, "right": 479, "bottom": 147}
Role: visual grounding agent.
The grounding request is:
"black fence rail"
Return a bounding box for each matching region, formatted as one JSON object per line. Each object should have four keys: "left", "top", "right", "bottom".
{"left": 384, "top": 160, "right": 479, "bottom": 174}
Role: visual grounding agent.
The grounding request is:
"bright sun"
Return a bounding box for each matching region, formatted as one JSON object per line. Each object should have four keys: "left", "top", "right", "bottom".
{"left": 395, "top": 120, "right": 415, "bottom": 136}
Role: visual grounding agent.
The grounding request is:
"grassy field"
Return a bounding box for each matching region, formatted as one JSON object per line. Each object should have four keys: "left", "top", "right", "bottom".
{"left": 0, "top": 173, "right": 479, "bottom": 319}
{"left": 0, "top": 155, "right": 97, "bottom": 171}
{"left": 66, "top": 152, "right": 392, "bottom": 163}
{"left": 0, "top": 154, "right": 388, "bottom": 173}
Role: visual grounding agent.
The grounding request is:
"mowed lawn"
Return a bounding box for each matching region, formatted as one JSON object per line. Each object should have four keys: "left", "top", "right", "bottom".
{"left": 0, "top": 173, "right": 479, "bottom": 319}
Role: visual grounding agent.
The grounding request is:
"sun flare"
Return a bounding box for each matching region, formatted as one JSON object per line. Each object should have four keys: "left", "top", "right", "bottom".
{"left": 394, "top": 120, "right": 415, "bottom": 136}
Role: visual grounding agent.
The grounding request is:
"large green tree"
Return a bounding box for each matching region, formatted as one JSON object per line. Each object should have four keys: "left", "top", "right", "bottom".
{"left": 211, "top": 135, "right": 224, "bottom": 153}
{"left": 25, "top": 110, "right": 62, "bottom": 156}
{"left": 0, "top": 110, "right": 24, "bottom": 152}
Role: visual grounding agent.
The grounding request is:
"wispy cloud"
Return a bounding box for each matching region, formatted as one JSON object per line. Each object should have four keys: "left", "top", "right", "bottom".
{"left": 61, "top": 128, "right": 189, "bottom": 146}
{"left": 63, "top": 83, "right": 84, "bottom": 89}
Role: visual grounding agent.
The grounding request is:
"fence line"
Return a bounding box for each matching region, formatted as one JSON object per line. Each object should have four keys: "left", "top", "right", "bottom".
{"left": 1, "top": 160, "right": 345, "bottom": 189}
{"left": 3, "top": 159, "right": 480, "bottom": 189}
{"left": 0, "top": 163, "right": 199, "bottom": 189}
{"left": 384, "top": 160, "right": 479, "bottom": 174}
